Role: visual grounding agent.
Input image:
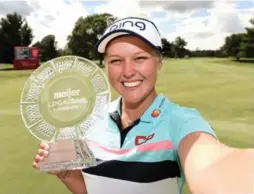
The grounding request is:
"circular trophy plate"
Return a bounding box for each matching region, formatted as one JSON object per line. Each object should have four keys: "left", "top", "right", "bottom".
{"left": 20, "top": 56, "right": 111, "bottom": 143}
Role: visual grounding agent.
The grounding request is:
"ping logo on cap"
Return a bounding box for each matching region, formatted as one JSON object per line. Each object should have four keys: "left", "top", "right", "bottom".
{"left": 109, "top": 20, "right": 146, "bottom": 32}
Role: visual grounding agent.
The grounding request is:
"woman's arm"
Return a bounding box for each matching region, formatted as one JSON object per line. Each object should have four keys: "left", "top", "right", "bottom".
{"left": 178, "top": 132, "right": 254, "bottom": 194}
{"left": 57, "top": 170, "right": 87, "bottom": 194}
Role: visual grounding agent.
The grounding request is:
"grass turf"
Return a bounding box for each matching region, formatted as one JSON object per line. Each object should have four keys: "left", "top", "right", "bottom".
{"left": 0, "top": 58, "right": 253, "bottom": 193}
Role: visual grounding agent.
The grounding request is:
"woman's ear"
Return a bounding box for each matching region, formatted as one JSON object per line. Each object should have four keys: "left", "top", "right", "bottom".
{"left": 156, "top": 54, "right": 163, "bottom": 70}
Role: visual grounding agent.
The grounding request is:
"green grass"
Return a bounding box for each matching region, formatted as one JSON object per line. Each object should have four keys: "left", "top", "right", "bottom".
{"left": 0, "top": 58, "right": 253, "bottom": 193}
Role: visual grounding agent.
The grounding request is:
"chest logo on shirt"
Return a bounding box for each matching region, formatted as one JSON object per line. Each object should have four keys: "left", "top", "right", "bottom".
{"left": 135, "top": 133, "right": 155, "bottom": 146}
{"left": 151, "top": 109, "right": 160, "bottom": 118}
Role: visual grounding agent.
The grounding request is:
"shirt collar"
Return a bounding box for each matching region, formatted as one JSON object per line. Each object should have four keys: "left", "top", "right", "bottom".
{"left": 108, "top": 94, "right": 166, "bottom": 123}
{"left": 140, "top": 94, "right": 166, "bottom": 123}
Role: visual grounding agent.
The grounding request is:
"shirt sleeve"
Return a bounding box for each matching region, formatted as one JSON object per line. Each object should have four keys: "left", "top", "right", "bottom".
{"left": 170, "top": 107, "right": 217, "bottom": 152}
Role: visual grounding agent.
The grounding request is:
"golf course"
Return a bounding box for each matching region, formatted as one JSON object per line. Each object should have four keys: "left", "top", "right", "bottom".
{"left": 0, "top": 57, "right": 253, "bottom": 194}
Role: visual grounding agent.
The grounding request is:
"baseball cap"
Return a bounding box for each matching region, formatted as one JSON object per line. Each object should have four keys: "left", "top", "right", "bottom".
{"left": 95, "top": 16, "right": 163, "bottom": 54}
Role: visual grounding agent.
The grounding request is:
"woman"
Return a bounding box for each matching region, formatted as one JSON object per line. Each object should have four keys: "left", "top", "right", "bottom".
{"left": 33, "top": 17, "right": 254, "bottom": 194}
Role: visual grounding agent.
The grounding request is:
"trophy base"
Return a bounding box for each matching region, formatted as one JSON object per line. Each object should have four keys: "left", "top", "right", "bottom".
{"left": 38, "top": 139, "right": 97, "bottom": 172}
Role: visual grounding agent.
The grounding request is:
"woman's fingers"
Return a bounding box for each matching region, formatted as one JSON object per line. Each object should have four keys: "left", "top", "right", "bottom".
{"left": 34, "top": 154, "right": 43, "bottom": 162}
{"left": 32, "top": 162, "right": 38, "bottom": 169}
{"left": 32, "top": 143, "right": 50, "bottom": 170}
{"left": 33, "top": 149, "right": 49, "bottom": 169}
{"left": 38, "top": 149, "right": 49, "bottom": 157}
{"left": 40, "top": 143, "right": 49, "bottom": 150}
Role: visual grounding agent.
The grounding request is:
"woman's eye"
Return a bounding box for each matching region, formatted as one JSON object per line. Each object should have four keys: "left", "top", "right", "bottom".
{"left": 109, "top": 59, "right": 121, "bottom": 64}
{"left": 135, "top": 56, "right": 148, "bottom": 62}
{"left": 137, "top": 56, "right": 148, "bottom": 60}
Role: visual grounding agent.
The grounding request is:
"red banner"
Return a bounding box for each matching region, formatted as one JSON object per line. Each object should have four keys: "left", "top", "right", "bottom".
{"left": 13, "top": 46, "right": 40, "bottom": 70}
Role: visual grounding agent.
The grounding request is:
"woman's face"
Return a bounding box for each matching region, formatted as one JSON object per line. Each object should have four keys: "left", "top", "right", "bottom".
{"left": 104, "top": 35, "right": 161, "bottom": 104}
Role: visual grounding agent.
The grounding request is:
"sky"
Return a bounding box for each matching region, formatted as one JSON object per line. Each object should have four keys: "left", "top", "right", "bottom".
{"left": 0, "top": 0, "right": 253, "bottom": 50}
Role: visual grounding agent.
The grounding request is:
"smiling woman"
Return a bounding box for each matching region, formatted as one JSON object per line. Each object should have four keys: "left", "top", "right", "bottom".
{"left": 33, "top": 16, "right": 254, "bottom": 194}
{"left": 104, "top": 35, "right": 162, "bottom": 107}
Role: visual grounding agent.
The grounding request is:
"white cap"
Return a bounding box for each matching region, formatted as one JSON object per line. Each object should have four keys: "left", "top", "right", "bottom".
{"left": 95, "top": 17, "right": 163, "bottom": 54}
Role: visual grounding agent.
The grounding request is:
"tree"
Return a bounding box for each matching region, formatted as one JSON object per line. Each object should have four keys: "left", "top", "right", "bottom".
{"left": 173, "top": 36, "right": 188, "bottom": 58}
{"left": 239, "top": 18, "right": 254, "bottom": 58}
{"left": 67, "top": 13, "right": 115, "bottom": 60}
{"left": 35, "top": 35, "right": 58, "bottom": 62}
{"left": 21, "top": 22, "right": 33, "bottom": 46}
{"left": 161, "top": 38, "right": 174, "bottom": 58}
{"left": 32, "top": 41, "right": 41, "bottom": 48}
{"left": 221, "top": 33, "right": 245, "bottom": 60}
{"left": 0, "top": 12, "right": 33, "bottom": 63}
{"left": 63, "top": 45, "right": 73, "bottom": 56}
{"left": 191, "top": 49, "right": 225, "bottom": 58}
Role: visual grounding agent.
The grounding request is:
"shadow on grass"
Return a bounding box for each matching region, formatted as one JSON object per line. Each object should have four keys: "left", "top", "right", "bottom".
{"left": 232, "top": 59, "right": 254, "bottom": 64}
{"left": 212, "top": 58, "right": 254, "bottom": 68}
{"left": 0, "top": 67, "right": 16, "bottom": 71}
{"left": 0, "top": 65, "right": 36, "bottom": 71}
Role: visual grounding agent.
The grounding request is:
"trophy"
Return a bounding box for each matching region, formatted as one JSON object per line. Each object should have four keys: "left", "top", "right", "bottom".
{"left": 20, "top": 56, "right": 111, "bottom": 172}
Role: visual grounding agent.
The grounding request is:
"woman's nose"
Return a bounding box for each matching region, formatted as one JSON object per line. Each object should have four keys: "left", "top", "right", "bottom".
{"left": 122, "top": 60, "right": 136, "bottom": 78}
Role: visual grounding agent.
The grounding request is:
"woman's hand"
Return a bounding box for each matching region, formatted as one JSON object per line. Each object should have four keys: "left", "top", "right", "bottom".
{"left": 32, "top": 142, "right": 87, "bottom": 194}
{"left": 32, "top": 142, "right": 67, "bottom": 178}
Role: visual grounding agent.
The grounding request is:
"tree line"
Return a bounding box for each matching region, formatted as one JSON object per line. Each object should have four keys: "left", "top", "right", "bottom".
{"left": 0, "top": 12, "right": 253, "bottom": 65}
{"left": 220, "top": 19, "right": 254, "bottom": 60}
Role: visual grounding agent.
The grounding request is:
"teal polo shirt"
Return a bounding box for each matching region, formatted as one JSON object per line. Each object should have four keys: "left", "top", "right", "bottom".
{"left": 83, "top": 94, "right": 217, "bottom": 194}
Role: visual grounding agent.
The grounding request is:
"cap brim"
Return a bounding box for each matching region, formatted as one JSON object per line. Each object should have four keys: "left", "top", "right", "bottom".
{"left": 95, "top": 31, "right": 129, "bottom": 54}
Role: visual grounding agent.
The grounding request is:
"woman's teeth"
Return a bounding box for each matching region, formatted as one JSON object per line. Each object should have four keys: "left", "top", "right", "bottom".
{"left": 123, "top": 81, "right": 142, "bottom": 87}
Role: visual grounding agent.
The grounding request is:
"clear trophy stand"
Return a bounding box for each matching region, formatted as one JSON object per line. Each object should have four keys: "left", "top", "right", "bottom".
{"left": 20, "top": 56, "right": 111, "bottom": 172}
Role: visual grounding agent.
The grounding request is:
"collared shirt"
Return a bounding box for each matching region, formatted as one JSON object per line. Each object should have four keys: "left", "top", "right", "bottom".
{"left": 82, "top": 94, "right": 217, "bottom": 194}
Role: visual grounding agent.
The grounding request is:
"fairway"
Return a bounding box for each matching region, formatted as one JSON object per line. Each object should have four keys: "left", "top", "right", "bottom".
{"left": 0, "top": 58, "right": 253, "bottom": 194}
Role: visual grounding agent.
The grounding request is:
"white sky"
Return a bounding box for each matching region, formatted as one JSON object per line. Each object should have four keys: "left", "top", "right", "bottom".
{"left": 0, "top": 0, "right": 253, "bottom": 50}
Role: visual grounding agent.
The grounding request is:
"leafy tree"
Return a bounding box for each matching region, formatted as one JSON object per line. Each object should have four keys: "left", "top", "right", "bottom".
{"left": 161, "top": 38, "right": 174, "bottom": 58}
{"left": 0, "top": 12, "right": 33, "bottom": 63}
{"left": 32, "top": 41, "right": 41, "bottom": 48}
{"left": 173, "top": 36, "right": 188, "bottom": 58}
{"left": 220, "top": 17, "right": 254, "bottom": 60}
{"left": 67, "top": 13, "right": 115, "bottom": 60}
{"left": 21, "top": 22, "right": 33, "bottom": 46}
{"left": 221, "top": 33, "right": 245, "bottom": 60}
{"left": 34, "top": 35, "right": 58, "bottom": 62}
{"left": 63, "top": 45, "right": 73, "bottom": 56}
{"left": 239, "top": 18, "right": 254, "bottom": 58}
{"left": 56, "top": 46, "right": 72, "bottom": 57}
{"left": 161, "top": 37, "right": 189, "bottom": 58}
{"left": 191, "top": 49, "right": 225, "bottom": 58}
